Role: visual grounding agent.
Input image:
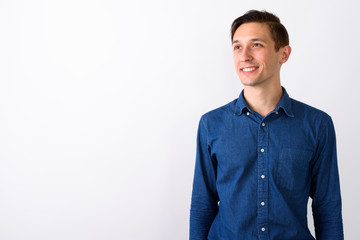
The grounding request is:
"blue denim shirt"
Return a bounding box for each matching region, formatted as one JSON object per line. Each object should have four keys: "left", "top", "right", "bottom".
{"left": 190, "top": 88, "right": 343, "bottom": 240}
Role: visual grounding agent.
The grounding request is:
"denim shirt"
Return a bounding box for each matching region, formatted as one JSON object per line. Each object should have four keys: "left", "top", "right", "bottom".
{"left": 190, "top": 88, "right": 343, "bottom": 240}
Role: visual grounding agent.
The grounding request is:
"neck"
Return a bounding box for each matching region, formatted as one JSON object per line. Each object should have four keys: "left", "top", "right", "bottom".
{"left": 243, "top": 83, "right": 283, "bottom": 117}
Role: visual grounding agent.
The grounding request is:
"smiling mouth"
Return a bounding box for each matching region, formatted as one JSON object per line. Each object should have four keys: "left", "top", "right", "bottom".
{"left": 241, "top": 66, "right": 258, "bottom": 72}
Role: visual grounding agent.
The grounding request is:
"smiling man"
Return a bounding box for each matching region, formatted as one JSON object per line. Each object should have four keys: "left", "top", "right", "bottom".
{"left": 190, "top": 10, "right": 343, "bottom": 239}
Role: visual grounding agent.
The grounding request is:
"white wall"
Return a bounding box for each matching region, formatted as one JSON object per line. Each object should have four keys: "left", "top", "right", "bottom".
{"left": 0, "top": 0, "right": 358, "bottom": 239}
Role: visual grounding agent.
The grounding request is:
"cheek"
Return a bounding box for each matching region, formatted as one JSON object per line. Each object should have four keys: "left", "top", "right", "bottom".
{"left": 233, "top": 58, "right": 238, "bottom": 69}
{"left": 261, "top": 52, "right": 280, "bottom": 65}
{"left": 233, "top": 54, "right": 240, "bottom": 66}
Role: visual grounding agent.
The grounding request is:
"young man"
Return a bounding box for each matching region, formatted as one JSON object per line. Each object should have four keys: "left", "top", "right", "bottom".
{"left": 190, "top": 10, "right": 343, "bottom": 239}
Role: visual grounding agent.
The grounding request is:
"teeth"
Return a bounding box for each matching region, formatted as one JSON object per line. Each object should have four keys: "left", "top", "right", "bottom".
{"left": 242, "top": 67, "right": 256, "bottom": 72}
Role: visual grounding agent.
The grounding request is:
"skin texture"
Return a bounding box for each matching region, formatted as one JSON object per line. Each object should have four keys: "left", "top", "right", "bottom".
{"left": 232, "top": 22, "right": 291, "bottom": 117}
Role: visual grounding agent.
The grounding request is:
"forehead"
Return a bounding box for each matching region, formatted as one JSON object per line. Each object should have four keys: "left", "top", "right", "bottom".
{"left": 233, "top": 22, "right": 273, "bottom": 43}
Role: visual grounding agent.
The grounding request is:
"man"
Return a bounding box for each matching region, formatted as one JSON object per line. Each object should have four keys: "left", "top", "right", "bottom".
{"left": 190, "top": 10, "right": 343, "bottom": 239}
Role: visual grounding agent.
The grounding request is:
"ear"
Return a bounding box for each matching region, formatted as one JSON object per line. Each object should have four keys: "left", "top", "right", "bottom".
{"left": 279, "top": 45, "right": 291, "bottom": 64}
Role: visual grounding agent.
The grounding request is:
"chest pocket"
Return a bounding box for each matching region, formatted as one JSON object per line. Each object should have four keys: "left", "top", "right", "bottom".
{"left": 273, "top": 148, "right": 313, "bottom": 191}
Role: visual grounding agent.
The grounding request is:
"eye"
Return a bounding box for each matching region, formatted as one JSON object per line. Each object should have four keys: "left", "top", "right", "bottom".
{"left": 233, "top": 45, "right": 241, "bottom": 51}
{"left": 253, "top": 43, "right": 262, "bottom": 47}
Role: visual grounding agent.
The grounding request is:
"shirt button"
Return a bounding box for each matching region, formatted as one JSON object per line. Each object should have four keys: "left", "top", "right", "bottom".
{"left": 261, "top": 202, "right": 265, "bottom": 206}
{"left": 246, "top": 112, "right": 250, "bottom": 116}
{"left": 260, "top": 148, "right": 264, "bottom": 152}
{"left": 262, "top": 123, "right": 266, "bottom": 127}
{"left": 275, "top": 111, "right": 279, "bottom": 114}
{"left": 261, "top": 227, "right": 266, "bottom": 232}
{"left": 261, "top": 175, "right": 265, "bottom": 179}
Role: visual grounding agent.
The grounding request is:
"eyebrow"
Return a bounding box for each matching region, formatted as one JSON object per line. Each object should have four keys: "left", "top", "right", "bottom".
{"left": 232, "top": 38, "right": 267, "bottom": 45}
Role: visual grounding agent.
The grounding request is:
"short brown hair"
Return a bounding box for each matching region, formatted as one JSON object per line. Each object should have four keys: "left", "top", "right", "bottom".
{"left": 231, "top": 10, "right": 289, "bottom": 51}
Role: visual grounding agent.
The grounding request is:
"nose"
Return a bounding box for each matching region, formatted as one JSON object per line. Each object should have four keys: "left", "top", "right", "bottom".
{"left": 239, "top": 48, "right": 252, "bottom": 62}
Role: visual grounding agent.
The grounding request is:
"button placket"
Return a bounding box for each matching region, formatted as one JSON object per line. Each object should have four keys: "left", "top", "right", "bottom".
{"left": 258, "top": 119, "right": 269, "bottom": 239}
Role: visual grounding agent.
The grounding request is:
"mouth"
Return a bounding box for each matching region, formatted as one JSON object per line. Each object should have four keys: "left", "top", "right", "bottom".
{"left": 240, "top": 66, "right": 259, "bottom": 72}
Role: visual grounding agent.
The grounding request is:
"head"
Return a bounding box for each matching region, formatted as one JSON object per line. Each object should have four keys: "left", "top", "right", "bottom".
{"left": 231, "top": 10, "right": 289, "bottom": 52}
{"left": 231, "top": 10, "right": 291, "bottom": 88}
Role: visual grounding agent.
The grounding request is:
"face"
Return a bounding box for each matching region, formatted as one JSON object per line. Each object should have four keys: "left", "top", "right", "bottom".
{"left": 232, "top": 22, "right": 291, "bottom": 88}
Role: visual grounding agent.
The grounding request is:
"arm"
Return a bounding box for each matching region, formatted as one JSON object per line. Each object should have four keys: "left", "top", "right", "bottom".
{"left": 190, "top": 116, "right": 219, "bottom": 240}
{"left": 309, "top": 117, "right": 344, "bottom": 239}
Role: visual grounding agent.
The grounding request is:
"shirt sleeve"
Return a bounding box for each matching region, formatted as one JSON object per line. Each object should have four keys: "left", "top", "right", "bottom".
{"left": 309, "top": 116, "right": 344, "bottom": 240}
{"left": 190, "top": 116, "right": 219, "bottom": 240}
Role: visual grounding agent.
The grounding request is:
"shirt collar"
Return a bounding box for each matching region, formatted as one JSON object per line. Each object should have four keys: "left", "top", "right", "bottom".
{"left": 276, "top": 87, "right": 294, "bottom": 117}
{"left": 234, "top": 87, "right": 294, "bottom": 117}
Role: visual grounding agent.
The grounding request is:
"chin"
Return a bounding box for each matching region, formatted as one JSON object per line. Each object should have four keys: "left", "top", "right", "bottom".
{"left": 240, "top": 79, "right": 258, "bottom": 86}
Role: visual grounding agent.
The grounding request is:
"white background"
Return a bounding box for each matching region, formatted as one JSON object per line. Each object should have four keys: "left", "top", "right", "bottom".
{"left": 0, "top": 0, "right": 359, "bottom": 239}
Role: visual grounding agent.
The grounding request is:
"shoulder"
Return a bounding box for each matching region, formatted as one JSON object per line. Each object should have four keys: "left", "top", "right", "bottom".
{"left": 290, "top": 98, "right": 333, "bottom": 125}
{"left": 200, "top": 98, "right": 237, "bottom": 124}
{"left": 291, "top": 98, "right": 331, "bottom": 117}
